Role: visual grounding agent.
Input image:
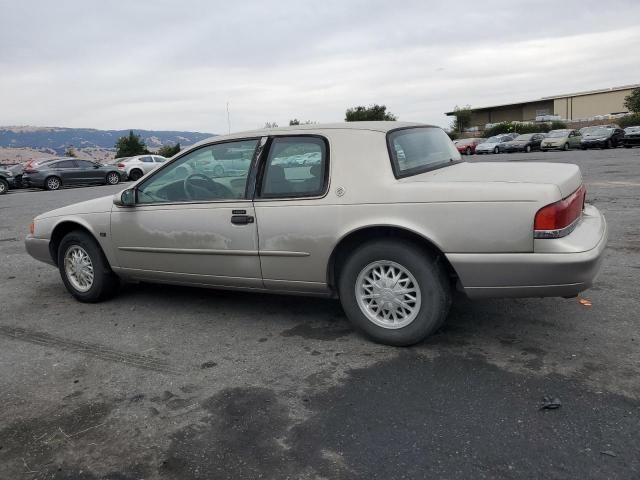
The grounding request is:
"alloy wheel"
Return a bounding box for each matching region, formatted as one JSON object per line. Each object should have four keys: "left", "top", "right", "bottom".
{"left": 47, "top": 177, "right": 61, "bottom": 190}
{"left": 64, "top": 245, "right": 94, "bottom": 293}
{"left": 355, "top": 260, "right": 422, "bottom": 329}
{"left": 107, "top": 172, "right": 120, "bottom": 184}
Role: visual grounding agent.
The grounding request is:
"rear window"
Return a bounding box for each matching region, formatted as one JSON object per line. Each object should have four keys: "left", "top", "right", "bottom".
{"left": 387, "top": 127, "right": 461, "bottom": 178}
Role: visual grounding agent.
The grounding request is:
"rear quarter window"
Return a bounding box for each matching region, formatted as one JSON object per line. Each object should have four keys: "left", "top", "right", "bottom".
{"left": 387, "top": 127, "right": 461, "bottom": 178}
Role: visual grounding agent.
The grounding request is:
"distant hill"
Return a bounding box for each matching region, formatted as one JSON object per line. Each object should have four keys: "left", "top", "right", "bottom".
{"left": 0, "top": 126, "right": 214, "bottom": 155}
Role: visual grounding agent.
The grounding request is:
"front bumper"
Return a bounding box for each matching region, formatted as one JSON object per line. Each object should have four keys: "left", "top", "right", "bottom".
{"left": 447, "top": 204, "right": 607, "bottom": 299}
{"left": 624, "top": 137, "right": 640, "bottom": 146}
{"left": 25, "top": 235, "right": 55, "bottom": 266}
{"left": 581, "top": 140, "right": 606, "bottom": 148}
{"left": 540, "top": 143, "right": 562, "bottom": 150}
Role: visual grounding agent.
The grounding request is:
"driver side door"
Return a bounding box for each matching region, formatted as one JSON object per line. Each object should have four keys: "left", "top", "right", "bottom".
{"left": 110, "top": 138, "right": 264, "bottom": 289}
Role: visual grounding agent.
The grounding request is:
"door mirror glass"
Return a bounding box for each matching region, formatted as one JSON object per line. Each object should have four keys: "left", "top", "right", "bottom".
{"left": 114, "top": 188, "right": 136, "bottom": 207}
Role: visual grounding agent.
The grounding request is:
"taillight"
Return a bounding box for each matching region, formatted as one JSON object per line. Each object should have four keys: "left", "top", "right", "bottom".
{"left": 29, "top": 222, "right": 35, "bottom": 235}
{"left": 534, "top": 185, "right": 586, "bottom": 238}
{"left": 117, "top": 163, "right": 125, "bottom": 168}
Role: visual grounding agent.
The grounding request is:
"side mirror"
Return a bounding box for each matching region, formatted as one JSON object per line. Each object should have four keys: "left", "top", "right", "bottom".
{"left": 113, "top": 188, "right": 135, "bottom": 207}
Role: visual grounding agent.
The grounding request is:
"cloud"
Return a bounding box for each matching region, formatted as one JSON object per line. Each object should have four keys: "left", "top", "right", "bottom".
{"left": 1, "top": 0, "right": 639, "bottom": 132}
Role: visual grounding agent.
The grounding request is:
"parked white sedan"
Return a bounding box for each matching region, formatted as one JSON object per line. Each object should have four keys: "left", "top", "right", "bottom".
{"left": 26, "top": 122, "right": 607, "bottom": 346}
{"left": 117, "top": 155, "right": 168, "bottom": 181}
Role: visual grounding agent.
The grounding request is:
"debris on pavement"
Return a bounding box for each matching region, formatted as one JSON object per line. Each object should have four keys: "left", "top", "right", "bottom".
{"left": 600, "top": 450, "right": 618, "bottom": 458}
{"left": 540, "top": 396, "right": 562, "bottom": 410}
{"left": 579, "top": 298, "right": 593, "bottom": 306}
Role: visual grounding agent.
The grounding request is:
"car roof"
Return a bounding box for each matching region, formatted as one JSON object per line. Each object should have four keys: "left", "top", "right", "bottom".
{"left": 190, "top": 121, "right": 432, "bottom": 146}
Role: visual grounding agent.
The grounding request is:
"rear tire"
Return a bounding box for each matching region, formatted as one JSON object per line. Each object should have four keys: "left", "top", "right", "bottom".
{"left": 57, "top": 231, "right": 119, "bottom": 302}
{"left": 128, "top": 169, "right": 143, "bottom": 181}
{"left": 465, "top": 147, "right": 472, "bottom": 155}
{"left": 45, "top": 176, "right": 62, "bottom": 191}
{"left": 338, "top": 239, "right": 451, "bottom": 346}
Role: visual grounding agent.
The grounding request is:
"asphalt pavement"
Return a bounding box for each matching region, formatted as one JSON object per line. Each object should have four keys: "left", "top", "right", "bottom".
{"left": 1, "top": 147, "right": 639, "bottom": 479}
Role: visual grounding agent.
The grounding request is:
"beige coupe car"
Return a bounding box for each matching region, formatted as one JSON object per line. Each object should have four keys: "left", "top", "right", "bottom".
{"left": 25, "top": 122, "right": 607, "bottom": 345}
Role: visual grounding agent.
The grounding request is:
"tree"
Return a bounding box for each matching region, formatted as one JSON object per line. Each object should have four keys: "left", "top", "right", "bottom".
{"left": 624, "top": 88, "right": 640, "bottom": 114}
{"left": 157, "top": 143, "right": 181, "bottom": 158}
{"left": 345, "top": 104, "right": 397, "bottom": 122}
{"left": 64, "top": 146, "right": 77, "bottom": 157}
{"left": 264, "top": 122, "right": 279, "bottom": 128}
{"left": 289, "top": 119, "right": 316, "bottom": 126}
{"left": 450, "top": 105, "right": 473, "bottom": 133}
{"left": 115, "top": 130, "right": 148, "bottom": 158}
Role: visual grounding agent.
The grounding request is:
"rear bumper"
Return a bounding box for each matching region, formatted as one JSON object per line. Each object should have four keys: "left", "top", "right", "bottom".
{"left": 21, "top": 174, "right": 45, "bottom": 188}
{"left": 25, "top": 235, "right": 55, "bottom": 266}
{"left": 447, "top": 204, "right": 607, "bottom": 299}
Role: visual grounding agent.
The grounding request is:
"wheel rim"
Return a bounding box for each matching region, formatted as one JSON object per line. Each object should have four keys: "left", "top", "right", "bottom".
{"left": 494, "top": 147, "right": 499, "bottom": 154}
{"left": 47, "top": 177, "right": 60, "bottom": 190}
{"left": 0, "top": 182, "right": 6, "bottom": 193}
{"left": 564, "top": 143, "right": 569, "bottom": 150}
{"left": 108, "top": 173, "right": 119, "bottom": 184}
{"left": 355, "top": 260, "right": 422, "bottom": 329}
{"left": 64, "top": 245, "right": 94, "bottom": 292}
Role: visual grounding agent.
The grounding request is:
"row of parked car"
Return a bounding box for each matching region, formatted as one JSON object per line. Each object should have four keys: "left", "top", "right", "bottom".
{"left": 455, "top": 125, "right": 640, "bottom": 155}
{"left": 0, "top": 154, "right": 169, "bottom": 195}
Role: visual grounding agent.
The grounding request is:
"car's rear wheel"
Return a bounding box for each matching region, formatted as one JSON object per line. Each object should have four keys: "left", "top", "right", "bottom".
{"left": 58, "top": 231, "right": 119, "bottom": 302}
{"left": 128, "top": 169, "right": 143, "bottom": 181}
{"left": 45, "top": 176, "right": 62, "bottom": 191}
{"left": 0, "top": 178, "right": 8, "bottom": 195}
{"left": 563, "top": 143, "right": 570, "bottom": 151}
{"left": 465, "top": 147, "right": 472, "bottom": 155}
{"left": 338, "top": 239, "right": 451, "bottom": 346}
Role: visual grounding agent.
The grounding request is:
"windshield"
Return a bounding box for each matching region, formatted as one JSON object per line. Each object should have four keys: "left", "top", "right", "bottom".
{"left": 588, "top": 128, "right": 609, "bottom": 136}
{"left": 625, "top": 126, "right": 640, "bottom": 133}
{"left": 388, "top": 127, "right": 461, "bottom": 178}
{"left": 486, "top": 136, "right": 501, "bottom": 143}
{"left": 547, "top": 130, "right": 569, "bottom": 138}
{"left": 514, "top": 134, "right": 533, "bottom": 141}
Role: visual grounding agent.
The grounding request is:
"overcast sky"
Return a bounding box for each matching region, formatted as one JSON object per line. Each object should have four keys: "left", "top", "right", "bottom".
{"left": 1, "top": 0, "right": 639, "bottom": 133}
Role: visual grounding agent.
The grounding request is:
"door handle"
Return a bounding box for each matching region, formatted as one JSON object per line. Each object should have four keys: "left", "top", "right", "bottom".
{"left": 231, "top": 215, "right": 254, "bottom": 225}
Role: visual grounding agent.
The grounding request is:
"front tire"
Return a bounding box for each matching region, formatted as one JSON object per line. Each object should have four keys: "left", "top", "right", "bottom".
{"left": 494, "top": 147, "right": 500, "bottom": 154}
{"left": 57, "top": 231, "right": 119, "bottom": 302}
{"left": 563, "top": 143, "right": 570, "bottom": 151}
{"left": 45, "top": 176, "right": 62, "bottom": 191}
{"left": 106, "top": 171, "right": 120, "bottom": 185}
{"left": 525, "top": 145, "right": 532, "bottom": 153}
{"left": 0, "top": 178, "right": 8, "bottom": 195}
{"left": 338, "top": 240, "right": 451, "bottom": 346}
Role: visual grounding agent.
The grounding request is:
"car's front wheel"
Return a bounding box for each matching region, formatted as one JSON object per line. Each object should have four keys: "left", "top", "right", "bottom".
{"left": 563, "top": 143, "right": 570, "bottom": 151}
{"left": 338, "top": 240, "right": 451, "bottom": 346}
{"left": 106, "top": 171, "right": 121, "bottom": 185}
{"left": 0, "top": 178, "right": 8, "bottom": 195}
{"left": 494, "top": 147, "right": 500, "bottom": 154}
{"left": 525, "top": 145, "right": 532, "bottom": 153}
{"left": 58, "top": 231, "right": 119, "bottom": 302}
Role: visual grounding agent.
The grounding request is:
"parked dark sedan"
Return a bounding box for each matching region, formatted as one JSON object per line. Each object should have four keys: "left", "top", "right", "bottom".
{"left": 581, "top": 127, "right": 625, "bottom": 149}
{"left": 623, "top": 126, "right": 640, "bottom": 148}
{"left": 501, "top": 133, "right": 546, "bottom": 153}
{"left": 0, "top": 166, "right": 17, "bottom": 194}
{"left": 22, "top": 158, "right": 123, "bottom": 190}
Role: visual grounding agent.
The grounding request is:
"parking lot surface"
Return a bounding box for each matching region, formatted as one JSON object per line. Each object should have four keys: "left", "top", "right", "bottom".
{"left": 1, "top": 148, "right": 639, "bottom": 479}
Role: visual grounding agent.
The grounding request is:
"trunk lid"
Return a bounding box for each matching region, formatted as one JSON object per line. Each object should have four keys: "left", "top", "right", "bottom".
{"left": 403, "top": 162, "right": 582, "bottom": 198}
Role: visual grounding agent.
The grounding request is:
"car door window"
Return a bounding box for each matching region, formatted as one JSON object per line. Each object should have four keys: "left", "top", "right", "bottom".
{"left": 139, "top": 156, "right": 154, "bottom": 163}
{"left": 153, "top": 157, "right": 166, "bottom": 163}
{"left": 137, "top": 139, "right": 258, "bottom": 204}
{"left": 75, "top": 160, "right": 96, "bottom": 168}
{"left": 53, "top": 160, "right": 77, "bottom": 169}
{"left": 259, "top": 136, "right": 328, "bottom": 198}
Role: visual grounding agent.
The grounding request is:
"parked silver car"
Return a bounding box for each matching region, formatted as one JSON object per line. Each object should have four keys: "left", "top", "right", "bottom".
{"left": 117, "top": 155, "right": 167, "bottom": 181}
{"left": 25, "top": 122, "right": 607, "bottom": 345}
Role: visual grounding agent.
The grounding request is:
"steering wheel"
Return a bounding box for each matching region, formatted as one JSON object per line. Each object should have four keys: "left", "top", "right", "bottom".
{"left": 183, "top": 173, "right": 233, "bottom": 200}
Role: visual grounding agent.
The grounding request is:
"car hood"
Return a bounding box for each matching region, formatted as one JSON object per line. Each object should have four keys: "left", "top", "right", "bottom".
{"left": 542, "top": 136, "right": 568, "bottom": 142}
{"left": 36, "top": 195, "right": 113, "bottom": 220}
{"left": 403, "top": 161, "right": 582, "bottom": 197}
{"left": 476, "top": 142, "right": 499, "bottom": 149}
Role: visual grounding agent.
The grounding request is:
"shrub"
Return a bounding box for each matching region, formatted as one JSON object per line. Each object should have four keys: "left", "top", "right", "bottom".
{"left": 550, "top": 120, "right": 568, "bottom": 130}
{"left": 619, "top": 113, "right": 640, "bottom": 128}
{"left": 484, "top": 121, "right": 551, "bottom": 137}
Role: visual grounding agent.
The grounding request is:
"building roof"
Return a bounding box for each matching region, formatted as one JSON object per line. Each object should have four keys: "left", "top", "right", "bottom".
{"left": 445, "top": 84, "right": 640, "bottom": 115}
